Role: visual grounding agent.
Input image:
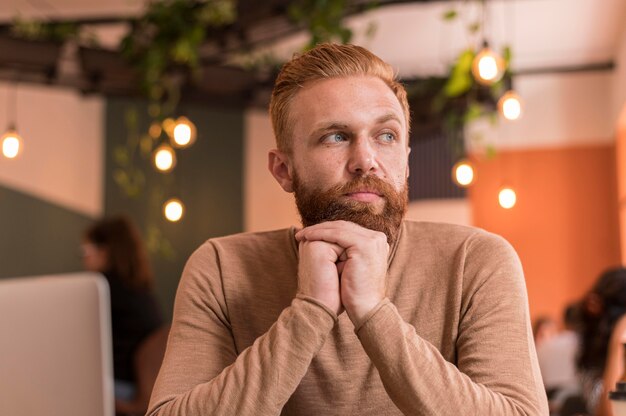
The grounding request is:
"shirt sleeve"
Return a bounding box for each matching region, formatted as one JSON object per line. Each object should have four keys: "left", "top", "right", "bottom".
{"left": 355, "top": 232, "right": 549, "bottom": 415}
{"left": 146, "top": 241, "right": 337, "bottom": 416}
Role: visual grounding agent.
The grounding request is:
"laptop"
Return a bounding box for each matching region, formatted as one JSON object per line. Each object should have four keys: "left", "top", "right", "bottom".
{"left": 0, "top": 272, "right": 115, "bottom": 416}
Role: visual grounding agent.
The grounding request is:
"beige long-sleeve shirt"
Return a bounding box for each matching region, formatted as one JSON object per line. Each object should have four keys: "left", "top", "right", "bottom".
{"left": 148, "top": 221, "right": 548, "bottom": 415}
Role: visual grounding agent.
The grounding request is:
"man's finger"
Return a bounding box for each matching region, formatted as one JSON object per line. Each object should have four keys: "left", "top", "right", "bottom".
{"left": 298, "top": 227, "right": 386, "bottom": 251}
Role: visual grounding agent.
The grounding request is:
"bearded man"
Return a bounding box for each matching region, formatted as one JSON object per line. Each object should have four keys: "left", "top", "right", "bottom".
{"left": 147, "top": 43, "right": 548, "bottom": 416}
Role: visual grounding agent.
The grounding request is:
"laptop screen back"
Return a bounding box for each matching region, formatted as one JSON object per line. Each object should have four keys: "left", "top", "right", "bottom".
{"left": 0, "top": 272, "right": 114, "bottom": 416}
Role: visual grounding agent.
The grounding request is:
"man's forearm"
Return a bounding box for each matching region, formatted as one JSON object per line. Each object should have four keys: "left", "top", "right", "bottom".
{"left": 147, "top": 296, "right": 336, "bottom": 416}
{"left": 356, "top": 300, "right": 548, "bottom": 416}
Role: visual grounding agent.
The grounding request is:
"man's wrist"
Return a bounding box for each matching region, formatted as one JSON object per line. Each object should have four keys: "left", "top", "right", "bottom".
{"left": 296, "top": 294, "right": 339, "bottom": 323}
{"left": 345, "top": 296, "right": 384, "bottom": 328}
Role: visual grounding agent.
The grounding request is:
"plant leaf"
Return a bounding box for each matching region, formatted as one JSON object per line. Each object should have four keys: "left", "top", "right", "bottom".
{"left": 485, "top": 145, "right": 497, "bottom": 160}
{"left": 463, "top": 102, "right": 484, "bottom": 123}
{"left": 468, "top": 22, "right": 481, "bottom": 33}
{"left": 140, "top": 134, "right": 153, "bottom": 157}
{"left": 113, "top": 146, "right": 130, "bottom": 167}
{"left": 444, "top": 74, "right": 472, "bottom": 97}
{"left": 442, "top": 9, "right": 458, "bottom": 21}
{"left": 443, "top": 49, "right": 475, "bottom": 97}
{"left": 502, "top": 45, "right": 512, "bottom": 63}
{"left": 365, "top": 21, "right": 378, "bottom": 39}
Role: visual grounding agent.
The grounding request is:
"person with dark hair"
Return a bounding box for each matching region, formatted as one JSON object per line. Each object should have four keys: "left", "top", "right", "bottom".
{"left": 564, "top": 303, "right": 581, "bottom": 331}
{"left": 82, "top": 215, "right": 164, "bottom": 408}
{"left": 147, "top": 43, "right": 547, "bottom": 415}
{"left": 576, "top": 267, "right": 626, "bottom": 416}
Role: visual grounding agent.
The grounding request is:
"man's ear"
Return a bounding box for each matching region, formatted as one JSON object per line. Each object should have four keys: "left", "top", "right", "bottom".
{"left": 268, "top": 149, "right": 294, "bottom": 193}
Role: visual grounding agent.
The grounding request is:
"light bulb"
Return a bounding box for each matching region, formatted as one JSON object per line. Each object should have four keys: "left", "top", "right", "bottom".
{"left": 164, "top": 198, "right": 184, "bottom": 222}
{"left": 162, "top": 118, "right": 175, "bottom": 137}
{"left": 153, "top": 144, "right": 176, "bottom": 172}
{"left": 171, "top": 116, "right": 196, "bottom": 148}
{"left": 472, "top": 47, "right": 505, "bottom": 85}
{"left": 479, "top": 56, "right": 498, "bottom": 80}
{"left": 149, "top": 121, "right": 162, "bottom": 139}
{"left": 2, "top": 130, "right": 23, "bottom": 159}
{"left": 498, "top": 91, "right": 523, "bottom": 121}
{"left": 452, "top": 160, "right": 475, "bottom": 187}
{"left": 498, "top": 187, "right": 517, "bottom": 209}
{"left": 173, "top": 124, "right": 191, "bottom": 146}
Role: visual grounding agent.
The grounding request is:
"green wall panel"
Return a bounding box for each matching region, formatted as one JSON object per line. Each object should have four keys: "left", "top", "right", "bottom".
{"left": 105, "top": 98, "right": 244, "bottom": 320}
{"left": 0, "top": 185, "right": 93, "bottom": 278}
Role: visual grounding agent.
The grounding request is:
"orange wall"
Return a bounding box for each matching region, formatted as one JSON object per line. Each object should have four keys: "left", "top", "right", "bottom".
{"left": 618, "top": 113, "right": 626, "bottom": 263}
{"left": 469, "top": 144, "right": 621, "bottom": 322}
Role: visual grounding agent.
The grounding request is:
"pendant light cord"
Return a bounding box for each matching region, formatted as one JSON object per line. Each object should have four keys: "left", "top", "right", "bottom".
{"left": 5, "top": 82, "right": 18, "bottom": 131}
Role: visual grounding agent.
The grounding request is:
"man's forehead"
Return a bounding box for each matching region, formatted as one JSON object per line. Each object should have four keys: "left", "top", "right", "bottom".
{"left": 290, "top": 76, "right": 406, "bottom": 124}
{"left": 294, "top": 75, "right": 396, "bottom": 100}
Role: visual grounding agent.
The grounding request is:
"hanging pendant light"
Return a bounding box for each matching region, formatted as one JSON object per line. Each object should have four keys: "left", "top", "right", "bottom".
{"left": 163, "top": 198, "right": 184, "bottom": 222}
{"left": 498, "top": 187, "right": 517, "bottom": 209}
{"left": 153, "top": 144, "right": 177, "bottom": 172}
{"left": 1, "top": 126, "right": 23, "bottom": 159}
{"left": 472, "top": 41, "right": 505, "bottom": 86}
{"left": 452, "top": 159, "right": 475, "bottom": 187}
{"left": 2, "top": 84, "right": 23, "bottom": 159}
{"left": 498, "top": 90, "right": 523, "bottom": 121}
{"left": 171, "top": 116, "right": 197, "bottom": 148}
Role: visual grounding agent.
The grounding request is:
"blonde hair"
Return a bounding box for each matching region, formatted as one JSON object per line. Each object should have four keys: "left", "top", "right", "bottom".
{"left": 269, "top": 43, "right": 411, "bottom": 152}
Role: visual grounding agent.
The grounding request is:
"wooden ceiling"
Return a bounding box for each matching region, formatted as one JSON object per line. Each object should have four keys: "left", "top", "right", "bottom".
{"left": 0, "top": 1, "right": 457, "bottom": 107}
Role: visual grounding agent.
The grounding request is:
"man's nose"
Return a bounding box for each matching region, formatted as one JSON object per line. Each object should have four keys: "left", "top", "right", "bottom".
{"left": 347, "top": 137, "right": 377, "bottom": 174}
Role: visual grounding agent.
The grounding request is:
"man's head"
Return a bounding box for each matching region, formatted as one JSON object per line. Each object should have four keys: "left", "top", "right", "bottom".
{"left": 269, "top": 43, "right": 410, "bottom": 154}
{"left": 268, "top": 43, "right": 411, "bottom": 244}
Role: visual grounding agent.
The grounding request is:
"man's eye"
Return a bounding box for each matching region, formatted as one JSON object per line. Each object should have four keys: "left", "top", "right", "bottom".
{"left": 379, "top": 132, "right": 395, "bottom": 142}
{"left": 322, "top": 133, "right": 347, "bottom": 143}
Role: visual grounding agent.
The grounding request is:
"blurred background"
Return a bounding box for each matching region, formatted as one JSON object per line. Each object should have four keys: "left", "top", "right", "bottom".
{"left": 0, "top": 0, "right": 625, "bottom": 326}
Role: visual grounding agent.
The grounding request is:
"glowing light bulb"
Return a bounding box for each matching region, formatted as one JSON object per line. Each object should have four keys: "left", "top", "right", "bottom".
{"left": 171, "top": 117, "right": 196, "bottom": 148}
{"left": 153, "top": 144, "right": 176, "bottom": 172}
{"left": 498, "top": 187, "right": 517, "bottom": 209}
{"left": 452, "top": 160, "right": 475, "bottom": 187}
{"left": 498, "top": 91, "right": 523, "bottom": 121}
{"left": 162, "top": 118, "right": 175, "bottom": 137}
{"left": 174, "top": 124, "right": 191, "bottom": 146}
{"left": 149, "top": 122, "right": 162, "bottom": 139}
{"left": 1, "top": 130, "right": 23, "bottom": 159}
{"left": 472, "top": 47, "right": 504, "bottom": 85}
{"left": 164, "top": 198, "right": 184, "bottom": 222}
{"left": 478, "top": 56, "right": 498, "bottom": 80}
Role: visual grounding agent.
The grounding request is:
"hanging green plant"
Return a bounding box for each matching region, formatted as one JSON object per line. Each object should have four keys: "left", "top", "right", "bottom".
{"left": 429, "top": 52, "right": 508, "bottom": 161}
{"left": 120, "top": 0, "right": 237, "bottom": 117}
{"left": 443, "top": 49, "right": 475, "bottom": 97}
{"left": 113, "top": 107, "right": 146, "bottom": 198}
{"left": 10, "top": 18, "right": 80, "bottom": 42}
{"left": 288, "top": 0, "right": 353, "bottom": 48}
{"left": 287, "top": 0, "right": 380, "bottom": 49}
{"left": 433, "top": 3, "right": 514, "bottom": 161}
{"left": 113, "top": 0, "right": 237, "bottom": 226}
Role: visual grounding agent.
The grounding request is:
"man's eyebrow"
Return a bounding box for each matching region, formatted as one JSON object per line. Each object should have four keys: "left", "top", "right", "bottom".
{"left": 310, "top": 122, "right": 349, "bottom": 136}
{"left": 375, "top": 113, "right": 403, "bottom": 125}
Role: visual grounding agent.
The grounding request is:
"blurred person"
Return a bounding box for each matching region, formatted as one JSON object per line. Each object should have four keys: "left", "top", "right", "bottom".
{"left": 82, "top": 215, "right": 165, "bottom": 413}
{"left": 577, "top": 267, "right": 626, "bottom": 416}
{"left": 147, "top": 43, "right": 548, "bottom": 415}
{"left": 536, "top": 306, "right": 581, "bottom": 414}
{"left": 534, "top": 316, "right": 559, "bottom": 346}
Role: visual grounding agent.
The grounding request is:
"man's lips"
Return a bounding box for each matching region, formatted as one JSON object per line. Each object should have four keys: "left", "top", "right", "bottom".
{"left": 344, "top": 190, "right": 383, "bottom": 202}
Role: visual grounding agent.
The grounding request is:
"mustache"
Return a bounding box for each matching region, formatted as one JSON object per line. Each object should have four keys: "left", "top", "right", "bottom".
{"left": 292, "top": 170, "right": 408, "bottom": 245}
{"left": 329, "top": 175, "right": 397, "bottom": 198}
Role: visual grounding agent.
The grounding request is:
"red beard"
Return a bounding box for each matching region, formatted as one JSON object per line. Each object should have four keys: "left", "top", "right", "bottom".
{"left": 293, "top": 173, "right": 408, "bottom": 246}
